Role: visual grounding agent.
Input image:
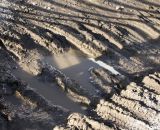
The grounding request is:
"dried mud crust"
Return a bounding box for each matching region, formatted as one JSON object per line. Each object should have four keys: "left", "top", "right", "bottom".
{"left": 0, "top": 0, "right": 160, "bottom": 130}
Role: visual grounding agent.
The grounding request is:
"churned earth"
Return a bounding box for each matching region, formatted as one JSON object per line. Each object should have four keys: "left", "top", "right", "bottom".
{"left": 0, "top": 0, "right": 160, "bottom": 130}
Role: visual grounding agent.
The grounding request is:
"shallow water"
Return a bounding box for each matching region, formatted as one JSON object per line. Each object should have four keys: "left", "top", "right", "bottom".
{"left": 43, "top": 49, "right": 120, "bottom": 93}
{"left": 43, "top": 49, "right": 99, "bottom": 94}
{"left": 13, "top": 49, "right": 120, "bottom": 113}
{"left": 13, "top": 68, "right": 85, "bottom": 113}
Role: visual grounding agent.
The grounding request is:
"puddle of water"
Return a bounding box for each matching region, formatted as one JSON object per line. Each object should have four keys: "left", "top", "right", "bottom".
{"left": 4, "top": 95, "right": 22, "bottom": 107}
{"left": 12, "top": 49, "right": 120, "bottom": 113}
{"left": 43, "top": 49, "right": 99, "bottom": 94}
{"left": 13, "top": 68, "right": 85, "bottom": 113}
{"left": 43, "top": 49, "right": 120, "bottom": 93}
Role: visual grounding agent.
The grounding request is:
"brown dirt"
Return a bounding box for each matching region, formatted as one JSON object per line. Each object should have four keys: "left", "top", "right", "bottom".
{"left": 0, "top": 0, "right": 160, "bottom": 130}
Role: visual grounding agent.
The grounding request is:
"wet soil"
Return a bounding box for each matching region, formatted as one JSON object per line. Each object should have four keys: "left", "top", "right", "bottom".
{"left": 0, "top": 0, "right": 160, "bottom": 130}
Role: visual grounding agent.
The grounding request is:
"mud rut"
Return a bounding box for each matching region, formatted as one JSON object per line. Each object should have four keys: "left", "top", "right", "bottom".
{"left": 0, "top": 0, "right": 160, "bottom": 130}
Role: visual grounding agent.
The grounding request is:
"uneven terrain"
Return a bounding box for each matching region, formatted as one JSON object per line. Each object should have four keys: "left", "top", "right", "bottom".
{"left": 0, "top": 0, "right": 160, "bottom": 130}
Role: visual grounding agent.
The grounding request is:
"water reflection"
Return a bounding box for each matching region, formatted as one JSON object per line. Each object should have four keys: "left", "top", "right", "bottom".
{"left": 43, "top": 49, "right": 99, "bottom": 94}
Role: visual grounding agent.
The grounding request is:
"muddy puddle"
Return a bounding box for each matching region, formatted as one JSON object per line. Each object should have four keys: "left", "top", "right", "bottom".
{"left": 43, "top": 49, "right": 99, "bottom": 94}
{"left": 13, "top": 68, "right": 85, "bottom": 113}
{"left": 12, "top": 49, "right": 120, "bottom": 113}
{"left": 43, "top": 49, "right": 120, "bottom": 92}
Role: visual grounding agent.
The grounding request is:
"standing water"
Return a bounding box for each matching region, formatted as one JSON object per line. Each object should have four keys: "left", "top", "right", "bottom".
{"left": 43, "top": 49, "right": 99, "bottom": 94}
{"left": 13, "top": 49, "right": 120, "bottom": 113}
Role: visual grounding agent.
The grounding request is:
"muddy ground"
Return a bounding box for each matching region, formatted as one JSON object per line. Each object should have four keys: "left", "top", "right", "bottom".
{"left": 0, "top": 0, "right": 160, "bottom": 130}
